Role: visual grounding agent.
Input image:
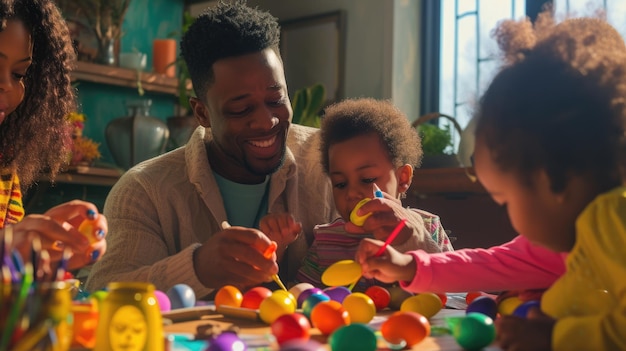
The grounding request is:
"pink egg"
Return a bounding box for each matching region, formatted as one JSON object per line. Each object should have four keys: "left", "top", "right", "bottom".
{"left": 154, "top": 290, "right": 171, "bottom": 312}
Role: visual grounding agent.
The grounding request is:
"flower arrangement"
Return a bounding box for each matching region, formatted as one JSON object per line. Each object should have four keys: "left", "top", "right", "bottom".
{"left": 66, "top": 112, "right": 101, "bottom": 166}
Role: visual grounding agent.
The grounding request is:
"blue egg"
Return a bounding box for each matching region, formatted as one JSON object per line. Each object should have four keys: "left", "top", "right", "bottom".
{"left": 167, "top": 283, "right": 196, "bottom": 309}
{"left": 302, "top": 293, "right": 331, "bottom": 319}
{"left": 296, "top": 288, "right": 325, "bottom": 308}
{"left": 206, "top": 332, "right": 247, "bottom": 351}
{"left": 512, "top": 300, "right": 541, "bottom": 318}
{"left": 466, "top": 296, "right": 498, "bottom": 320}
{"left": 323, "top": 286, "right": 351, "bottom": 303}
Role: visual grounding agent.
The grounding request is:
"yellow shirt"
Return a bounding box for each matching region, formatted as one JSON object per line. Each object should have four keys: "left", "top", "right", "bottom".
{"left": 0, "top": 170, "right": 24, "bottom": 228}
{"left": 542, "top": 186, "right": 626, "bottom": 351}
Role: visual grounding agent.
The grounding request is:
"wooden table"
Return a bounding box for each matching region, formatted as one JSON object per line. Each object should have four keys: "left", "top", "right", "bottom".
{"left": 162, "top": 307, "right": 502, "bottom": 351}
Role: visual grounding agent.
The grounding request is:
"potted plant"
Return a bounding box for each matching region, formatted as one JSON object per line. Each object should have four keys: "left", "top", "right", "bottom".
{"left": 413, "top": 112, "right": 462, "bottom": 168}
{"left": 291, "top": 83, "right": 326, "bottom": 128}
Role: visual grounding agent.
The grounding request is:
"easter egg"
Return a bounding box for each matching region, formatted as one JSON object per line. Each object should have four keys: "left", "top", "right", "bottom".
{"left": 296, "top": 288, "right": 325, "bottom": 308}
{"left": 465, "top": 291, "right": 486, "bottom": 305}
{"left": 271, "top": 312, "right": 311, "bottom": 345}
{"left": 380, "top": 311, "right": 430, "bottom": 347}
{"left": 279, "top": 339, "right": 325, "bottom": 351}
{"left": 466, "top": 295, "right": 497, "bottom": 320}
{"left": 207, "top": 332, "right": 247, "bottom": 351}
{"left": 272, "top": 290, "right": 297, "bottom": 311}
{"left": 498, "top": 296, "right": 523, "bottom": 316}
{"left": 167, "top": 284, "right": 196, "bottom": 309}
{"left": 452, "top": 312, "right": 496, "bottom": 350}
{"left": 241, "top": 287, "right": 272, "bottom": 309}
{"left": 342, "top": 292, "right": 376, "bottom": 323}
{"left": 436, "top": 293, "right": 448, "bottom": 307}
{"left": 154, "top": 290, "right": 171, "bottom": 312}
{"left": 321, "top": 260, "right": 362, "bottom": 287}
{"left": 349, "top": 198, "right": 373, "bottom": 226}
{"left": 259, "top": 291, "right": 296, "bottom": 324}
{"left": 310, "top": 300, "right": 350, "bottom": 335}
{"left": 302, "top": 293, "right": 330, "bottom": 319}
{"left": 400, "top": 293, "right": 442, "bottom": 318}
{"left": 364, "top": 285, "right": 391, "bottom": 310}
{"left": 289, "top": 283, "right": 315, "bottom": 302}
{"left": 323, "top": 286, "right": 352, "bottom": 303}
{"left": 387, "top": 285, "right": 413, "bottom": 310}
{"left": 512, "top": 300, "right": 541, "bottom": 318}
{"left": 329, "top": 323, "right": 377, "bottom": 351}
{"left": 214, "top": 285, "right": 243, "bottom": 308}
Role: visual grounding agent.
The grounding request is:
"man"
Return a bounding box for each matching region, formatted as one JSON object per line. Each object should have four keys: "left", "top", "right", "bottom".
{"left": 85, "top": 1, "right": 337, "bottom": 298}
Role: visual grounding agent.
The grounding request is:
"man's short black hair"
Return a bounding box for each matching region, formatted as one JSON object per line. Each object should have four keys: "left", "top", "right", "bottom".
{"left": 181, "top": 0, "right": 281, "bottom": 101}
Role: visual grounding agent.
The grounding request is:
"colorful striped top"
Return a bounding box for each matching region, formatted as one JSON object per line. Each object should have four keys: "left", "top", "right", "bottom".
{"left": 0, "top": 170, "right": 25, "bottom": 228}
{"left": 296, "top": 208, "right": 453, "bottom": 291}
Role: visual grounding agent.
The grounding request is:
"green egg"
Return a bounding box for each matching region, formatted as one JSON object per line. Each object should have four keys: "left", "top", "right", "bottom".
{"left": 329, "top": 323, "right": 377, "bottom": 351}
{"left": 452, "top": 312, "right": 496, "bottom": 350}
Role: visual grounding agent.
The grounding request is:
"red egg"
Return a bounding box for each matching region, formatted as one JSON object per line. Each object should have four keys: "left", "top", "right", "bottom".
{"left": 381, "top": 311, "right": 431, "bottom": 347}
{"left": 310, "top": 300, "right": 350, "bottom": 335}
{"left": 241, "top": 286, "right": 272, "bottom": 309}
{"left": 465, "top": 291, "right": 486, "bottom": 305}
{"left": 436, "top": 293, "right": 448, "bottom": 307}
{"left": 365, "top": 286, "right": 391, "bottom": 310}
{"left": 271, "top": 312, "right": 311, "bottom": 345}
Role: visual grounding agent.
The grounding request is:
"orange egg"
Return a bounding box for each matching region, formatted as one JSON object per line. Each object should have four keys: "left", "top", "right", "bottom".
{"left": 381, "top": 311, "right": 430, "bottom": 347}
{"left": 400, "top": 293, "right": 442, "bottom": 319}
{"left": 310, "top": 300, "right": 350, "bottom": 335}
{"left": 214, "top": 285, "right": 243, "bottom": 308}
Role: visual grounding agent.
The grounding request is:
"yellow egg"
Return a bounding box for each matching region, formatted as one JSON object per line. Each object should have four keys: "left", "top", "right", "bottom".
{"left": 259, "top": 291, "right": 296, "bottom": 324}
{"left": 400, "top": 293, "right": 442, "bottom": 319}
{"left": 498, "top": 296, "right": 523, "bottom": 316}
{"left": 214, "top": 285, "right": 243, "bottom": 308}
{"left": 350, "top": 198, "right": 373, "bottom": 226}
{"left": 342, "top": 292, "right": 376, "bottom": 323}
{"left": 271, "top": 290, "right": 297, "bottom": 310}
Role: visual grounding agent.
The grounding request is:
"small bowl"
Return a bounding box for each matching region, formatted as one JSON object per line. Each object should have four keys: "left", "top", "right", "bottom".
{"left": 119, "top": 52, "right": 147, "bottom": 70}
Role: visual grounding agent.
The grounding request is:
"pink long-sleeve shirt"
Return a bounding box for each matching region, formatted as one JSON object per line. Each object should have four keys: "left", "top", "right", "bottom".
{"left": 400, "top": 235, "right": 567, "bottom": 293}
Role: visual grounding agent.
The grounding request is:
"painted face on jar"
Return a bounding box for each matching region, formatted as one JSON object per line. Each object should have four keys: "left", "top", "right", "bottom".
{"left": 328, "top": 132, "right": 411, "bottom": 221}
{"left": 0, "top": 19, "right": 32, "bottom": 125}
{"left": 193, "top": 48, "right": 292, "bottom": 184}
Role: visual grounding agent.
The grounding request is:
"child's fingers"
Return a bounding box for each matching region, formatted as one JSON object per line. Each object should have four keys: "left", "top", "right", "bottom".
{"left": 355, "top": 238, "right": 385, "bottom": 263}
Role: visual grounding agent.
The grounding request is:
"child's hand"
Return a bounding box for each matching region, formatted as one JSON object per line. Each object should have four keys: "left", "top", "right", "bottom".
{"left": 259, "top": 213, "right": 302, "bottom": 260}
{"left": 344, "top": 193, "right": 413, "bottom": 245}
{"left": 496, "top": 308, "right": 555, "bottom": 351}
{"left": 355, "top": 238, "right": 416, "bottom": 283}
{"left": 6, "top": 200, "right": 107, "bottom": 271}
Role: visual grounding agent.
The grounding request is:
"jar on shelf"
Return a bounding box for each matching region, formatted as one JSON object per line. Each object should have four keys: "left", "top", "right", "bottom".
{"left": 105, "top": 99, "right": 170, "bottom": 170}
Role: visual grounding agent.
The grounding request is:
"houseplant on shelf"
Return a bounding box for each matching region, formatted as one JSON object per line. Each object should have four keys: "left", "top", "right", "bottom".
{"left": 291, "top": 83, "right": 326, "bottom": 128}
{"left": 413, "top": 112, "right": 462, "bottom": 168}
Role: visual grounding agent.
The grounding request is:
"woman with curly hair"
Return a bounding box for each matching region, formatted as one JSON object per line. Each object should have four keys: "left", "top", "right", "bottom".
{"left": 0, "top": 0, "right": 107, "bottom": 270}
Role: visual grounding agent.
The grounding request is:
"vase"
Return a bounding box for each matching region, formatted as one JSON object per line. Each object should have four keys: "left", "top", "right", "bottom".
{"left": 96, "top": 37, "right": 119, "bottom": 66}
{"left": 166, "top": 115, "right": 199, "bottom": 150}
{"left": 105, "top": 100, "right": 170, "bottom": 170}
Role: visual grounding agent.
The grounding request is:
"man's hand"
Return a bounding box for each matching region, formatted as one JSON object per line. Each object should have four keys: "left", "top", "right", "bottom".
{"left": 259, "top": 213, "right": 302, "bottom": 260}
{"left": 193, "top": 225, "right": 278, "bottom": 290}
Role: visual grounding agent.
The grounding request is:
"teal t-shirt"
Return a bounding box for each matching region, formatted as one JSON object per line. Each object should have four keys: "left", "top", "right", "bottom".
{"left": 213, "top": 172, "right": 269, "bottom": 228}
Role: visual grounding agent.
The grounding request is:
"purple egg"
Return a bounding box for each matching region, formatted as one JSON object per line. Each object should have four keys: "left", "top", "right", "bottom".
{"left": 280, "top": 339, "right": 325, "bottom": 351}
{"left": 512, "top": 300, "right": 541, "bottom": 318}
{"left": 167, "top": 283, "right": 196, "bottom": 309}
{"left": 154, "top": 290, "right": 171, "bottom": 312}
{"left": 466, "top": 296, "right": 498, "bottom": 320}
{"left": 296, "top": 288, "right": 324, "bottom": 308}
{"left": 206, "top": 332, "right": 247, "bottom": 351}
{"left": 323, "top": 286, "right": 351, "bottom": 303}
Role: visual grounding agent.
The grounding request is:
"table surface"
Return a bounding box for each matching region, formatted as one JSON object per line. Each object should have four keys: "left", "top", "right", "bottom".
{"left": 162, "top": 307, "right": 502, "bottom": 351}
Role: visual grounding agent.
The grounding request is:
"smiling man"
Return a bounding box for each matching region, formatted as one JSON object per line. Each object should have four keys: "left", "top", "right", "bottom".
{"left": 85, "top": 1, "right": 337, "bottom": 298}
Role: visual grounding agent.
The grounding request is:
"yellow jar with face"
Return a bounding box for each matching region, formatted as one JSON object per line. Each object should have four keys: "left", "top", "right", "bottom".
{"left": 94, "top": 282, "right": 164, "bottom": 351}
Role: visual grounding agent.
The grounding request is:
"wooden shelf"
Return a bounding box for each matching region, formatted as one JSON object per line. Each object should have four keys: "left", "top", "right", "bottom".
{"left": 72, "top": 61, "right": 178, "bottom": 96}
{"left": 411, "top": 167, "right": 485, "bottom": 195}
